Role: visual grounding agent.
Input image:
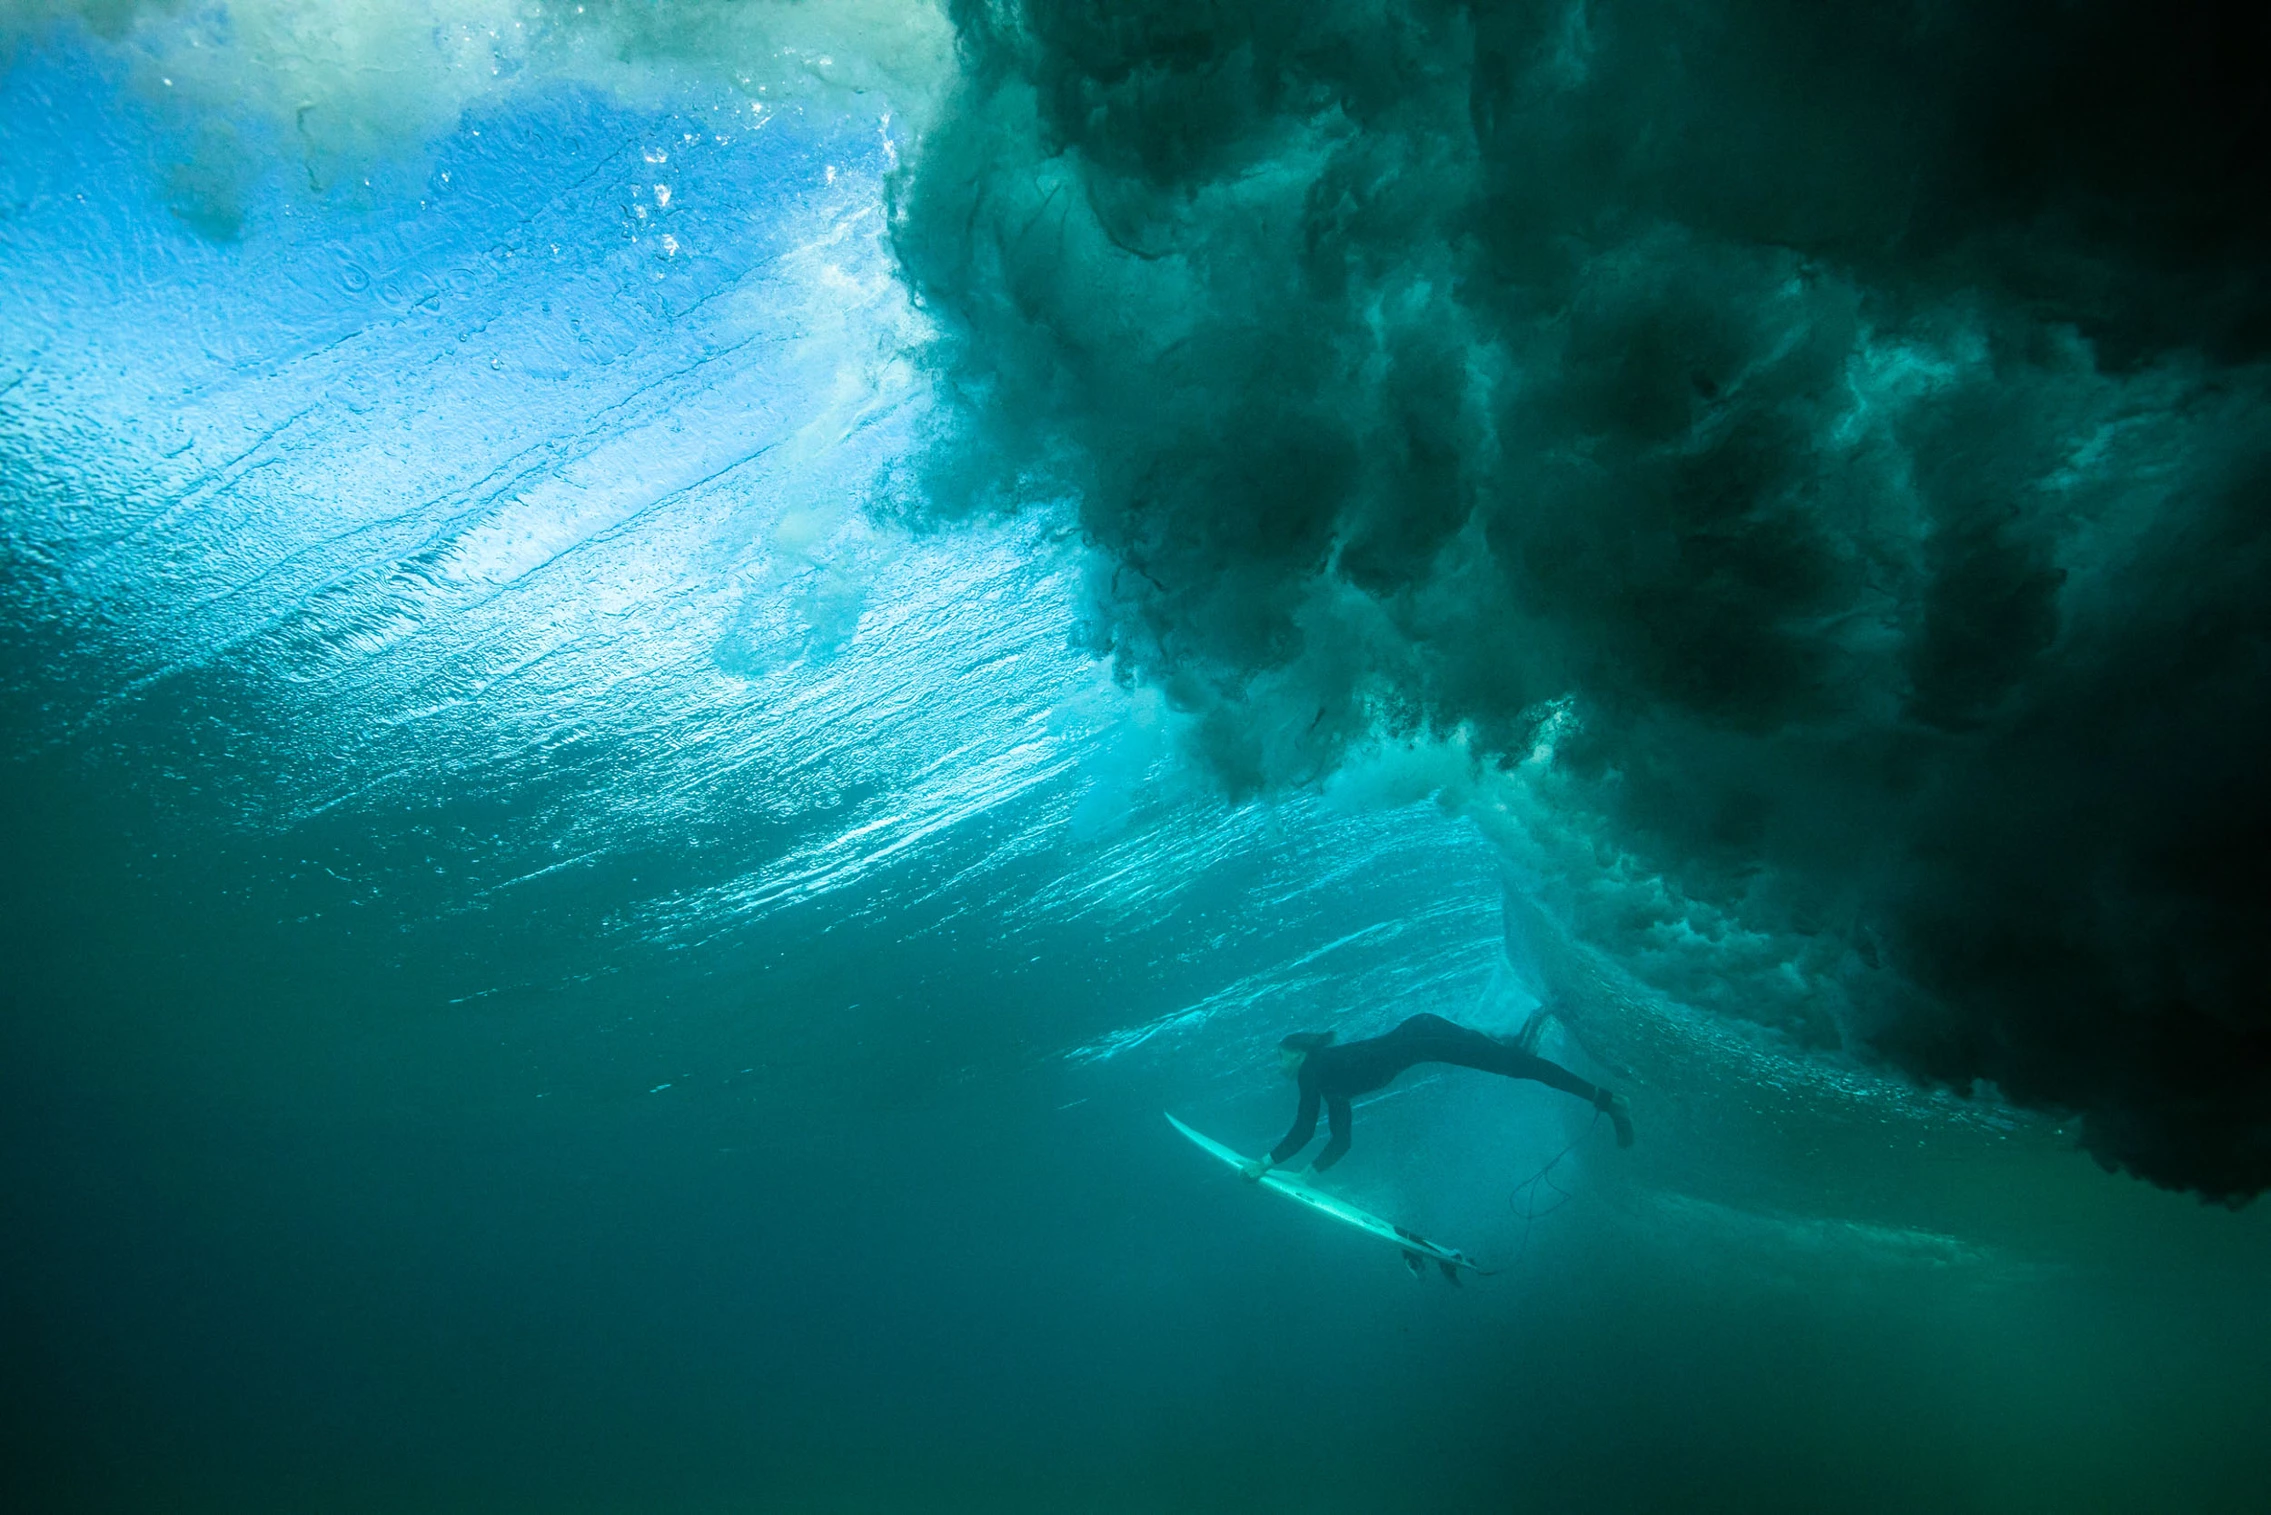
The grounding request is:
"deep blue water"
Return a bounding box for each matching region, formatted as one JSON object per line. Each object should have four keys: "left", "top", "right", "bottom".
{"left": 5, "top": 10, "right": 2269, "bottom": 1513}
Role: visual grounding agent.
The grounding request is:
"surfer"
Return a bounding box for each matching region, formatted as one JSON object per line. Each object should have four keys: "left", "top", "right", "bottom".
{"left": 1245, "top": 1012, "right": 1633, "bottom": 1178}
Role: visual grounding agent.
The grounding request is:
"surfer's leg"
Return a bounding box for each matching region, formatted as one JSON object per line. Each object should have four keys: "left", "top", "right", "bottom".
{"left": 1600, "top": 1089, "right": 1635, "bottom": 1147}
{"left": 1423, "top": 1023, "right": 1636, "bottom": 1145}
{"left": 1479, "top": 1044, "right": 1599, "bottom": 1102}
{"left": 1399, "top": 1019, "right": 1581, "bottom": 1088}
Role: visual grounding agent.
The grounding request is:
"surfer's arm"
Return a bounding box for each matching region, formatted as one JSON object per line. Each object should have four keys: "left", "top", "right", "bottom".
{"left": 1266, "top": 1083, "right": 1321, "bottom": 1166}
{"left": 1310, "top": 1097, "right": 1354, "bottom": 1172}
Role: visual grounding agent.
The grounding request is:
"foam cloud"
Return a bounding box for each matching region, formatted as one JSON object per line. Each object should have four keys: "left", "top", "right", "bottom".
{"left": 894, "top": 1, "right": 2271, "bottom": 1197}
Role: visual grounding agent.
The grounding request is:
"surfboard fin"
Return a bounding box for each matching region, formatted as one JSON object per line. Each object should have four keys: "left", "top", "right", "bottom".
{"left": 1437, "top": 1258, "right": 1462, "bottom": 1286}
{"left": 1402, "top": 1248, "right": 1425, "bottom": 1278}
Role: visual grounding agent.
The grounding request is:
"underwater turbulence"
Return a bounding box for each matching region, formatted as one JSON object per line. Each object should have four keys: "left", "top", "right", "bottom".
{"left": 4, "top": 4, "right": 2268, "bottom": 1513}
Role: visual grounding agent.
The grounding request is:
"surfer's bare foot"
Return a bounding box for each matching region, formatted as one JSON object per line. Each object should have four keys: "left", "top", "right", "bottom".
{"left": 1241, "top": 1156, "right": 1272, "bottom": 1181}
{"left": 1599, "top": 1089, "right": 1635, "bottom": 1148}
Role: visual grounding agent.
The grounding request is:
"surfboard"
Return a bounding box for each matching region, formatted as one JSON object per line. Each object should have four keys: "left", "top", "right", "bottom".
{"left": 1165, "top": 1113, "right": 1484, "bottom": 1279}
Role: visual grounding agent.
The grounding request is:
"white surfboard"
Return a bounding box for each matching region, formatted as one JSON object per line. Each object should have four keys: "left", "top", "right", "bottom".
{"left": 1166, "top": 1113, "right": 1484, "bottom": 1279}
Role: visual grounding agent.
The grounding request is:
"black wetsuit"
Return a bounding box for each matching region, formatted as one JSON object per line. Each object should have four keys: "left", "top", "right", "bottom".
{"left": 1270, "top": 1013, "right": 1603, "bottom": 1171}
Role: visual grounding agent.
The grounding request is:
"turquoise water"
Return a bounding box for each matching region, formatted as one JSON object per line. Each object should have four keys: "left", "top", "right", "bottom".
{"left": 5, "top": 8, "right": 2268, "bottom": 1512}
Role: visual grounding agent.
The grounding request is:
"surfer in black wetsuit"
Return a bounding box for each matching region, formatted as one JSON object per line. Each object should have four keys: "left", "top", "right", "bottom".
{"left": 1245, "top": 1012, "right": 1633, "bottom": 1178}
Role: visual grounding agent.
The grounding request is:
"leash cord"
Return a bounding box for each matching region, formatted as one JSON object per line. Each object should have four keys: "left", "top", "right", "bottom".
{"left": 1502, "top": 1109, "right": 1598, "bottom": 1270}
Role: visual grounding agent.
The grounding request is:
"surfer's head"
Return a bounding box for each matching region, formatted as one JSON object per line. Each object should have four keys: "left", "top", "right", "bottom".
{"left": 1278, "top": 1030, "right": 1334, "bottom": 1077}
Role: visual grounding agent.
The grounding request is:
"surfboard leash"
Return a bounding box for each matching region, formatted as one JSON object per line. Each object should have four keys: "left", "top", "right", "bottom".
{"left": 1446, "top": 1109, "right": 1603, "bottom": 1279}
{"left": 1495, "top": 1108, "right": 1601, "bottom": 1272}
